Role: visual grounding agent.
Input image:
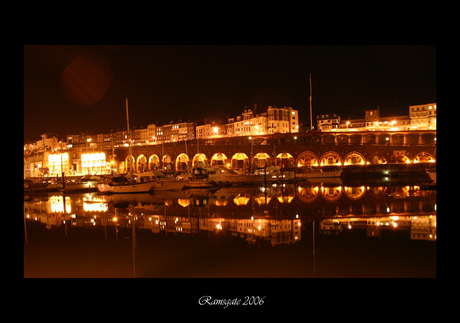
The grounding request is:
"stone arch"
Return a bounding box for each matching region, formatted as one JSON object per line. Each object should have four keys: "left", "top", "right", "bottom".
{"left": 343, "top": 151, "right": 366, "bottom": 166}
{"left": 124, "top": 155, "right": 135, "bottom": 173}
{"left": 296, "top": 151, "right": 319, "bottom": 167}
{"left": 389, "top": 153, "right": 410, "bottom": 164}
{"left": 136, "top": 154, "right": 147, "bottom": 172}
{"left": 320, "top": 151, "right": 342, "bottom": 166}
{"left": 413, "top": 152, "right": 436, "bottom": 163}
{"left": 276, "top": 152, "right": 294, "bottom": 167}
{"left": 210, "top": 152, "right": 228, "bottom": 167}
{"left": 367, "top": 152, "right": 387, "bottom": 164}
{"left": 148, "top": 154, "right": 160, "bottom": 170}
{"left": 253, "top": 152, "right": 271, "bottom": 168}
{"left": 176, "top": 153, "right": 190, "bottom": 171}
{"left": 162, "top": 153, "right": 174, "bottom": 171}
{"left": 231, "top": 152, "right": 249, "bottom": 170}
{"left": 192, "top": 153, "right": 208, "bottom": 168}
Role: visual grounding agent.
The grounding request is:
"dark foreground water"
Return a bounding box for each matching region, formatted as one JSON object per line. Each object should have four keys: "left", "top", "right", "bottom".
{"left": 24, "top": 179, "right": 436, "bottom": 278}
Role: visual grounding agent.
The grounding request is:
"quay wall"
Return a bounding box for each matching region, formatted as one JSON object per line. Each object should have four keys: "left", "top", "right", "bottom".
{"left": 24, "top": 131, "right": 436, "bottom": 178}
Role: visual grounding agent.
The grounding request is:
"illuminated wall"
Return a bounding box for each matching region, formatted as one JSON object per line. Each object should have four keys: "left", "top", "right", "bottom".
{"left": 48, "top": 153, "right": 69, "bottom": 176}
{"left": 81, "top": 152, "right": 108, "bottom": 175}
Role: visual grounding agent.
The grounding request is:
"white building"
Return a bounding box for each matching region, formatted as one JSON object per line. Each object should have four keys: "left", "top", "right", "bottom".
{"left": 227, "top": 106, "right": 268, "bottom": 137}
{"left": 410, "top": 103, "right": 436, "bottom": 130}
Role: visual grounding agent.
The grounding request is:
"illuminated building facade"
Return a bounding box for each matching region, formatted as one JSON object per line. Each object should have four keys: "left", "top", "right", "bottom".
{"left": 81, "top": 152, "right": 109, "bottom": 175}
{"left": 318, "top": 103, "right": 436, "bottom": 132}
{"left": 227, "top": 106, "right": 268, "bottom": 137}
{"left": 410, "top": 103, "right": 436, "bottom": 130}
{"left": 48, "top": 153, "right": 69, "bottom": 176}
{"left": 268, "top": 105, "right": 299, "bottom": 134}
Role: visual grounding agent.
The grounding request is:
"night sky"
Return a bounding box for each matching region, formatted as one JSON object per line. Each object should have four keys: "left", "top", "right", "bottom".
{"left": 23, "top": 45, "right": 436, "bottom": 142}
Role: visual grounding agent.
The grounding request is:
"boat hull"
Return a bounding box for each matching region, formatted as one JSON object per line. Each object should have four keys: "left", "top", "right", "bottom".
{"left": 97, "top": 182, "right": 154, "bottom": 193}
{"left": 98, "top": 179, "right": 185, "bottom": 193}
{"left": 65, "top": 182, "right": 99, "bottom": 192}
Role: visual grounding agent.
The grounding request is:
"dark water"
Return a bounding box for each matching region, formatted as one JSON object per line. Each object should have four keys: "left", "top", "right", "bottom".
{"left": 23, "top": 180, "right": 436, "bottom": 278}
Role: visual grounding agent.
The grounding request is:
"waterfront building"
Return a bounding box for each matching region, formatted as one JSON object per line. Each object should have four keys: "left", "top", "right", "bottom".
{"left": 410, "top": 103, "right": 436, "bottom": 130}
{"left": 196, "top": 121, "right": 220, "bottom": 140}
{"left": 268, "top": 105, "right": 299, "bottom": 134}
{"left": 317, "top": 113, "right": 341, "bottom": 131}
{"left": 222, "top": 104, "right": 298, "bottom": 139}
{"left": 318, "top": 103, "right": 436, "bottom": 132}
{"left": 24, "top": 133, "right": 60, "bottom": 153}
{"left": 132, "top": 126, "right": 149, "bottom": 145}
{"left": 227, "top": 105, "right": 268, "bottom": 137}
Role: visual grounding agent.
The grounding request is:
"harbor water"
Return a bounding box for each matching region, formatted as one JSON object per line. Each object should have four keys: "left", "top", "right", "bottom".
{"left": 23, "top": 178, "right": 436, "bottom": 278}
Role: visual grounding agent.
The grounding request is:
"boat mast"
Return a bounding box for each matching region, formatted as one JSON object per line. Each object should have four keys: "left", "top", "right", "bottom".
{"left": 126, "top": 98, "right": 134, "bottom": 177}
{"left": 309, "top": 74, "right": 313, "bottom": 131}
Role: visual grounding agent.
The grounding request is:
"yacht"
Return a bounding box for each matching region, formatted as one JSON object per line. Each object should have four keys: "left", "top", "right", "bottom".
{"left": 204, "top": 166, "right": 262, "bottom": 185}
{"left": 97, "top": 171, "right": 185, "bottom": 193}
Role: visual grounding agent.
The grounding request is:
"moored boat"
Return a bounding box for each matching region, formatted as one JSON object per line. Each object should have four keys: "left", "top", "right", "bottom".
{"left": 65, "top": 175, "right": 103, "bottom": 192}
{"left": 253, "top": 166, "right": 296, "bottom": 182}
{"left": 176, "top": 171, "right": 216, "bottom": 188}
{"left": 97, "top": 171, "right": 185, "bottom": 193}
{"left": 204, "top": 166, "right": 262, "bottom": 185}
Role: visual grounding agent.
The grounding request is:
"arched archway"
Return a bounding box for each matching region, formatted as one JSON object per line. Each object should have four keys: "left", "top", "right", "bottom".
{"left": 162, "top": 154, "right": 174, "bottom": 171}
{"left": 149, "top": 154, "right": 160, "bottom": 170}
{"left": 124, "top": 155, "right": 135, "bottom": 173}
{"left": 297, "top": 151, "right": 319, "bottom": 167}
{"left": 192, "top": 153, "right": 208, "bottom": 168}
{"left": 253, "top": 152, "right": 271, "bottom": 168}
{"left": 276, "top": 152, "right": 294, "bottom": 167}
{"left": 343, "top": 151, "right": 366, "bottom": 166}
{"left": 368, "top": 153, "right": 387, "bottom": 164}
{"left": 210, "top": 153, "right": 228, "bottom": 167}
{"left": 389, "top": 153, "right": 410, "bottom": 164}
{"left": 320, "top": 151, "right": 342, "bottom": 166}
{"left": 176, "top": 153, "right": 190, "bottom": 171}
{"left": 231, "top": 152, "right": 249, "bottom": 170}
{"left": 413, "top": 152, "right": 436, "bottom": 163}
{"left": 136, "top": 154, "right": 147, "bottom": 172}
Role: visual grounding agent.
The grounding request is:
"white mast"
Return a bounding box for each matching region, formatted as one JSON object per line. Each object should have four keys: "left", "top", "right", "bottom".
{"left": 309, "top": 74, "right": 313, "bottom": 131}
{"left": 126, "top": 97, "right": 134, "bottom": 177}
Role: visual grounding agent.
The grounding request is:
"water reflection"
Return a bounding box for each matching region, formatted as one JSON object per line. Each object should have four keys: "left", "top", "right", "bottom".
{"left": 24, "top": 182, "right": 436, "bottom": 242}
{"left": 24, "top": 181, "right": 436, "bottom": 277}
